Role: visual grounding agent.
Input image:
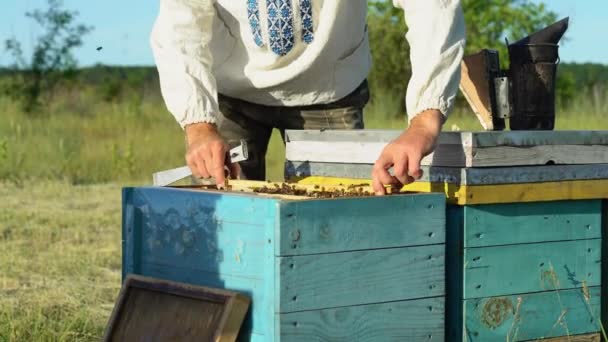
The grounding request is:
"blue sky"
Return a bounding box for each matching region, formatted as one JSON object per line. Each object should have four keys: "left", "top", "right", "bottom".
{"left": 1, "top": 0, "right": 607, "bottom": 67}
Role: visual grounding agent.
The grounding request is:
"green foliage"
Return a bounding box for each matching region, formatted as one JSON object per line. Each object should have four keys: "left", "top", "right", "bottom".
{"left": 0, "top": 139, "right": 7, "bottom": 164}
{"left": 3, "top": 0, "right": 92, "bottom": 114}
{"left": 462, "top": 0, "right": 557, "bottom": 66}
{"left": 366, "top": 0, "right": 560, "bottom": 116}
{"left": 367, "top": 1, "right": 410, "bottom": 104}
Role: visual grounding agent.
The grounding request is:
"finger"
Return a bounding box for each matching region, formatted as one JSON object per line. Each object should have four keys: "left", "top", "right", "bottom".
{"left": 197, "top": 149, "right": 212, "bottom": 179}
{"left": 407, "top": 152, "right": 423, "bottom": 180}
{"left": 186, "top": 154, "right": 200, "bottom": 177}
{"left": 210, "top": 143, "right": 227, "bottom": 186}
{"left": 393, "top": 155, "right": 409, "bottom": 185}
{"left": 372, "top": 172, "right": 386, "bottom": 196}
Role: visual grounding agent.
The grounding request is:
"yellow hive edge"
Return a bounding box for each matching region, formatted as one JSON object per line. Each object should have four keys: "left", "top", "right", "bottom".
{"left": 293, "top": 176, "right": 608, "bottom": 205}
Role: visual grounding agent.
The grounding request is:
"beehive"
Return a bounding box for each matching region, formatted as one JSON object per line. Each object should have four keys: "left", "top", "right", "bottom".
{"left": 285, "top": 129, "right": 608, "bottom": 341}
{"left": 122, "top": 185, "right": 446, "bottom": 341}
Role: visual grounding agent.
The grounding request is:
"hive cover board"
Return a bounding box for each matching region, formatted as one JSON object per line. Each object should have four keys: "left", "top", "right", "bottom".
{"left": 103, "top": 275, "right": 250, "bottom": 342}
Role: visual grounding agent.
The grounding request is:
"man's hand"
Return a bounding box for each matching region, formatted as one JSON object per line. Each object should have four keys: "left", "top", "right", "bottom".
{"left": 185, "top": 123, "right": 240, "bottom": 187}
{"left": 372, "top": 109, "right": 443, "bottom": 195}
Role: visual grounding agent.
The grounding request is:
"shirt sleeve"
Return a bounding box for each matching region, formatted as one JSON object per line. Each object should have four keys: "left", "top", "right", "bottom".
{"left": 150, "top": 0, "right": 219, "bottom": 128}
{"left": 392, "top": 0, "right": 466, "bottom": 121}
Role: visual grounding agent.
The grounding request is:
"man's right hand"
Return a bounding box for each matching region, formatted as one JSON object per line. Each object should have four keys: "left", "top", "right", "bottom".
{"left": 185, "top": 123, "right": 239, "bottom": 187}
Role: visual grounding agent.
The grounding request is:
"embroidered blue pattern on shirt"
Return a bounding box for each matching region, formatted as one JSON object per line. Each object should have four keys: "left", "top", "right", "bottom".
{"left": 299, "top": 0, "right": 314, "bottom": 44}
{"left": 247, "top": 0, "right": 264, "bottom": 47}
{"left": 266, "top": 0, "right": 295, "bottom": 56}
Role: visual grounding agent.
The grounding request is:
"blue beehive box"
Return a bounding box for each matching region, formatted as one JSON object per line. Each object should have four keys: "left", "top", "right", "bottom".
{"left": 122, "top": 186, "right": 446, "bottom": 341}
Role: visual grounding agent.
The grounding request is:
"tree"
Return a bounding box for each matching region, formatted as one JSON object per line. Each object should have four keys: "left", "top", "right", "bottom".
{"left": 4, "top": 0, "right": 92, "bottom": 113}
{"left": 367, "top": 0, "right": 559, "bottom": 113}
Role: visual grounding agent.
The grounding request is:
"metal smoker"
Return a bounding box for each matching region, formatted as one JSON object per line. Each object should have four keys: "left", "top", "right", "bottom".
{"left": 460, "top": 18, "right": 569, "bottom": 131}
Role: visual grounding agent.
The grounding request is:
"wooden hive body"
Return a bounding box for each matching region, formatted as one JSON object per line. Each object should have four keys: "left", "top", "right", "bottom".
{"left": 284, "top": 129, "right": 608, "bottom": 341}
{"left": 122, "top": 186, "right": 446, "bottom": 341}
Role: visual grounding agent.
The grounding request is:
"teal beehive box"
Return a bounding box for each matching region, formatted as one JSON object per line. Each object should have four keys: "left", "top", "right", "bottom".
{"left": 122, "top": 186, "right": 446, "bottom": 341}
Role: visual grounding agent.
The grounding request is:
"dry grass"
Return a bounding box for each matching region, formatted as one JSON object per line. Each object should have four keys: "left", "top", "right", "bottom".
{"left": 0, "top": 181, "right": 122, "bottom": 340}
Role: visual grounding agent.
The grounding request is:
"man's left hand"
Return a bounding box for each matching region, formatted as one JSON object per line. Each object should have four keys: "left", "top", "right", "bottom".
{"left": 372, "top": 109, "right": 443, "bottom": 195}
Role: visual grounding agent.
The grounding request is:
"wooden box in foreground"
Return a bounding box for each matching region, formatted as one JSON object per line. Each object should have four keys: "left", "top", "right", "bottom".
{"left": 122, "top": 186, "right": 446, "bottom": 341}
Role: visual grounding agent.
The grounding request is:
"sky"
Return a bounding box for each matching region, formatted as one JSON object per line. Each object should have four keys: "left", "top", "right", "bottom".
{"left": 0, "top": 0, "right": 607, "bottom": 67}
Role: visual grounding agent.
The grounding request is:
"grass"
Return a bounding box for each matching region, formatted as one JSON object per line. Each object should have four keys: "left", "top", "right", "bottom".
{"left": 0, "top": 89, "right": 607, "bottom": 339}
{"left": 0, "top": 181, "right": 122, "bottom": 341}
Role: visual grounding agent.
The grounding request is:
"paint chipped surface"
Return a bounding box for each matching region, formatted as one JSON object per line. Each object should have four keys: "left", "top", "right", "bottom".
{"left": 479, "top": 297, "right": 514, "bottom": 329}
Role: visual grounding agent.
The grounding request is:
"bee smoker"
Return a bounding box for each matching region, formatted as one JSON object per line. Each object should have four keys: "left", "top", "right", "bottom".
{"left": 460, "top": 18, "right": 569, "bottom": 131}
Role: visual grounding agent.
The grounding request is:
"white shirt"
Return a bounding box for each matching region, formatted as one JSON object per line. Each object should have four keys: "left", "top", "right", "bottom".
{"left": 151, "top": 0, "right": 466, "bottom": 128}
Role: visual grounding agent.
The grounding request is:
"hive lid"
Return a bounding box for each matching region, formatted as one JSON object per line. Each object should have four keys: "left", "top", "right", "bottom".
{"left": 103, "top": 275, "right": 250, "bottom": 342}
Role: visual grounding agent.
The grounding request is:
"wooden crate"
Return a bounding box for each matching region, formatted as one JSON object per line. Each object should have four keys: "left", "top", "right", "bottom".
{"left": 122, "top": 186, "right": 446, "bottom": 341}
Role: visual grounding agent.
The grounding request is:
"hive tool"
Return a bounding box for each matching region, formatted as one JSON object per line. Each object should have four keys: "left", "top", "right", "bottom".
{"left": 153, "top": 140, "right": 248, "bottom": 186}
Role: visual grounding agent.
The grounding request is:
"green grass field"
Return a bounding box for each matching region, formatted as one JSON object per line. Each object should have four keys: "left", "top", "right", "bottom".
{"left": 0, "top": 90, "right": 607, "bottom": 339}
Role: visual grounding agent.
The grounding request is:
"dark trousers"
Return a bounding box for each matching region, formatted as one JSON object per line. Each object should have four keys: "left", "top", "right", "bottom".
{"left": 217, "top": 80, "right": 370, "bottom": 180}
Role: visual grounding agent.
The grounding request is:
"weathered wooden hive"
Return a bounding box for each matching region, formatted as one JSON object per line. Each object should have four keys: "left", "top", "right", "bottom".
{"left": 122, "top": 183, "right": 446, "bottom": 341}
{"left": 285, "top": 130, "right": 608, "bottom": 341}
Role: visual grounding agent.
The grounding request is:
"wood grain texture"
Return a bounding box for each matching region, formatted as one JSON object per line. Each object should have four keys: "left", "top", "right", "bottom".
{"left": 285, "top": 130, "right": 608, "bottom": 167}
{"left": 286, "top": 140, "right": 469, "bottom": 166}
{"left": 139, "top": 220, "right": 267, "bottom": 279}
{"left": 471, "top": 145, "right": 608, "bottom": 167}
{"left": 463, "top": 180, "right": 608, "bottom": 205}
{"left": 277, "top": 194, "right": 445, "bottom": 256}
{"left": 138, "top": 263, "right": 267, "bottom": 336}
{"left": 278, "top": 297, "right": 444, "bottom": 341}
{"left": 277, "top": 245, "right": 445, "bottom": 312}
{"left": 464, "top": 239, "right": 601, "bottom": 299}
{"left": 526, "top": 333, "right": 601, "bottom": 341}
{"left": 464, "top": 287, "right": 601, "bottom": 341}
{"left": 460, "top": 51, "right": 496, "bottom": 130}
{"left": 286, "top": 140, "right": 608, "bottom": 167}
{"left": 105, "top": 275, "right": 250, "bottom": 342}
{"left": 285, "top": 129, "right": 469, "bottom": 145}
{"left": 463, "top": 201, "right": 602, "bottom": 247}
{"left": 285, "top": 129, "right": 608, "bottom": 147}
{"left": 285, "top": 162, "right": 608, "bottom": 186}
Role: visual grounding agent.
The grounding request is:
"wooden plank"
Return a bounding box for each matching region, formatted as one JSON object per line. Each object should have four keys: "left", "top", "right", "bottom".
{"left": 471, "top": 145, "right": 608, "bottom": 167}
{"left": 470, "top": 130, "right": 608, "bottom": 147}
{"left": 464, "top": 287, "right": 601, "bottom": 341}
{"left": 104, "top": 275, "right": 250, "bottom": 342}
{"left": 277, "top": 245, "right": 444, "bottom": 312}
{"left": 285, "top": 130, "right": 608, "bottom": 147}
{"left": 286, "top": 140, "right": 470, "bottom": 166}
{"left": 527, "top": 333, "right": 601, "bottom": 341}
{"left": 138, "top": 263, "right": 268, "bottom": 335}
{"left": 130, "top": 187, "right": 277, "bottom": 225}
{"left": 463, "top": 201, "right": 602, "bottom": 247}
{"left": 277, "top": 194, "right": 445, "bottom": 256}
{"left": 285, "top": 162, "right": 608, "bottom": 186}
{"left": 295, "top": 177, "right": 608, "bottom": 205}
{"left": 285, "top": 129, "right": 469, "bottom": 145}
{"left": 286, "top": 140, "right": 608, "bottom": 167}
{"left": 463, "top": 180, "right": 608, "bottom": 205}
{"left": 464, "top": 239, "right": 601, "bottom": 299}
{"left": 285, "top": 130, "right": 608, "bottom": 167}
{"left": 460, "top": 51, "right": 497, "bottom": 130}
{"left": 139, "top": 220, "right": 267, "bottom": 279}
{"left": 278, "top": 297, "right": 444, "bottom": 341}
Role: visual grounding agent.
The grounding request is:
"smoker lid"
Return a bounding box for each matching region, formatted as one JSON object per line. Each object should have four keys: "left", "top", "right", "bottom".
{"left": 510, "top": 17, "right": 569, "bottom": 46}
